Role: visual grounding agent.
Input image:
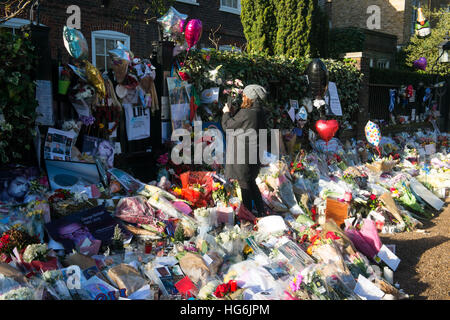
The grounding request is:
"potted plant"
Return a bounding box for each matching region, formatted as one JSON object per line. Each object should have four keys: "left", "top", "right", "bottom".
{"left": 110, "top": 224, "right": 124, "bottom": 255}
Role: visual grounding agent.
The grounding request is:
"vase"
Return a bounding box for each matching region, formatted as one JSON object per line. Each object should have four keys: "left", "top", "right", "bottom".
{"left": 58, "top": 80, "right": 71, "bottom": 95}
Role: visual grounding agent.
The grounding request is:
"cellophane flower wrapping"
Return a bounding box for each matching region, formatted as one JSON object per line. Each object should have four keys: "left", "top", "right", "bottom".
{"left": 311, "top": 242, "right": 356, "bottom": 290}
{"left": 0, "top": 274, "right": 44, "bottom": 300}
{"left": 345, "top": 226, "right": 377, "bottom": 259}
{"left": 215, "top": 225, "right": 245, "bottom": 257}
{"left": 115, "top": 196, "right": 157, "bottom": 225}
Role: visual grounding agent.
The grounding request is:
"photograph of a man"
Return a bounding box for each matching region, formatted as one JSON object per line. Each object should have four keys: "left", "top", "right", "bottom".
{"left": 52, "top": 143, "right": 65, "bottom": 154}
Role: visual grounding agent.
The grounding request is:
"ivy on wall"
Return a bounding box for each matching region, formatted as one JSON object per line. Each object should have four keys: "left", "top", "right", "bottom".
{"left": 0, "top": 29, "right": 38, "bottom": 164}
{"left": 328, "top": 27, "right": 366, "bottom": 59}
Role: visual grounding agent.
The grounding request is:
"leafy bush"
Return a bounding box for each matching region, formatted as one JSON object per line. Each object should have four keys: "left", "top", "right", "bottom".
{"left": 328, "top": 27, "right": 366, "bottom": 59}
{"left": 0, "top": 29, "right": 38, "bottom": 164}
{"left": 179, "top": 49, "right": 363, "bottom": 129}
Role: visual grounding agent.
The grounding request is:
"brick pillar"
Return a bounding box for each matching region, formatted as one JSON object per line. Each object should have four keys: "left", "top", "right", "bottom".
{"left": 342, "top": 52, "right": 371, "bottom": 140}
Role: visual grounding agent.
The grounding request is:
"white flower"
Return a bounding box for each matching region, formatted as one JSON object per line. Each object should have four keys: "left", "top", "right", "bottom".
{"left": 23, "top": 243, "right": 48, "bottom": 263}
{"left": 74, "top": 191, "right": 88, "bottom": 203}
{"left": 198, "top": 280, "right": 220, "bottom": 299}
{"left": 219, "top": 232, "right": 230, "bottom": 244}
{"left": 0, "top": 287, "right": 35, "bottom": 300}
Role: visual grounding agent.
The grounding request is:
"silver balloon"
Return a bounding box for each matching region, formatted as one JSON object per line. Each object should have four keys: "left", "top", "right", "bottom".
{"left": 157, "top": 6, "right": 188, "bottom": 41}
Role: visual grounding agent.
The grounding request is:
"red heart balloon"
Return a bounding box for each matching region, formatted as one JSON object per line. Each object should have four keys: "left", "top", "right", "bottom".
{"left": 315, "top": 120, "right": 339, "bottom": 143}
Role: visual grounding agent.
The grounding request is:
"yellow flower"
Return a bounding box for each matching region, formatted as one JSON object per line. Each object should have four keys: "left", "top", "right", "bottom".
{"left": 243, "top": 244, "right": 253, "bottom": 255}
{"left": 173, "top": 187, "right": 182, "bottom": 195}
{"left": 99, "top": 123, "right": 105, "bottom": 129}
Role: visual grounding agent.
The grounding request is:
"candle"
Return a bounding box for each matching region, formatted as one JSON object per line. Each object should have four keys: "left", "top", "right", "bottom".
{"left": 229, "top": 280, "right": 237, "bottom": 292}
{"left": 145, "top": 241, "right": 152, "bottom": 254}
{"left": 384, "top": 267, "right": 394, "bottom": 284}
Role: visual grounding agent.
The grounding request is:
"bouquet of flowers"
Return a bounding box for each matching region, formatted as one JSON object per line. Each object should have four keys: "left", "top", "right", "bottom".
{"left": 193, "top": 207, "right": 215, "bottom": 232}
{"left": 0, "top": 226, "right": 40, "bottom": 263}
{"left": 40, "top": 270, "right": 72, "bottom": 300}
{"left": 197, "top": 279, "right": 221, "bottom": 300}
{"left": 48, "top": 189, "right": 95, "bottom": 218}
{"left": 396, "top": 183, "right": 430, "bottom": 218}
{"left": 20, "top": 243, "right": 58, "bottom": 272}
{"left": 0, "top": 286, "right": 37, "bottom": 300}
{"left": 215, "top": 225, "right": 245, "bottom": 257}
{"left": 344, "top": 219, "right": 382, "bottom": 261}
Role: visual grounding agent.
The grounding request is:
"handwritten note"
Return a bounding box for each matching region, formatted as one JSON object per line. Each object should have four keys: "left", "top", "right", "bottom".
{"left": 35, "top": 80, "right": 54, "bottom": 125}
{"left": 326, "top": 82, "right": 342, "bottom": 116}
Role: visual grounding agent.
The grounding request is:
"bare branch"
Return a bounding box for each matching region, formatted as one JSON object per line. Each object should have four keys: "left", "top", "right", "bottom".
{"left": 0, "top": 0, "right": 34, "bottom": 24}
{"left": 209, "top": 24, "right": 222, "bottom": 50}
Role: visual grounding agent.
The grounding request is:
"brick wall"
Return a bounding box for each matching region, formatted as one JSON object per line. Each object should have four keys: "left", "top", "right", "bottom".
{"left": 17, "top": 0, "right": 245, "bottom": 63}
{"left": 173, "top": 0, "right": 245, "bottom": 48}
{"left": 330, "top": 0, "right": 410, "bottom": 45}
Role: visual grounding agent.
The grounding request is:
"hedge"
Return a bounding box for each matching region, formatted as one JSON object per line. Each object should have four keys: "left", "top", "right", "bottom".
{"left": 179, "top": 49, "right": 363, "bottom": 130}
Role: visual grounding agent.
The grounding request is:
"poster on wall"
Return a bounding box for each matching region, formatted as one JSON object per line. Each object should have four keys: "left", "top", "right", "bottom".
{"left": 123, "top": 104, "right": 151, "bottom": 141}
{"left": 167, "top": 77, "right": 191, "bottom": 131}
{"left": 44, "top": 128, "right": 77, "bottom": 161}
{"left": 35, "top": 80, "right": 54, "bottom": 126}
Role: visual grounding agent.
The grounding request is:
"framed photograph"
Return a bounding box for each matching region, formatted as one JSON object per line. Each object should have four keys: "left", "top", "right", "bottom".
{"left": 82, "top": 136, "right": 115, "bottom": 168}
{"left": 289, "top": 99, "right": 299, "bottom": 110}
{"left": 0, "top": 166, "right": 40, "bottom": 204}
{"left": 45, "top": 205, "right": 131, "bottom": 255}
{"left": 45, "top": 159, "right": 101, "bottom": 192}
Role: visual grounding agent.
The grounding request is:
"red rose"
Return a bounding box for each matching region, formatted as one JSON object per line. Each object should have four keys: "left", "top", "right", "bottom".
{"left": 325, "top": 231, "right": 341, "bottom": 240}
{"left": 369, "top": 194, "right": 377, "bottom": 201}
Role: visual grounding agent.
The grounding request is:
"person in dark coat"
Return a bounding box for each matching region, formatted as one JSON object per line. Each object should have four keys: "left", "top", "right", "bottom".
{"left": 221, "top": 84, "right": 267, "bottom": 217}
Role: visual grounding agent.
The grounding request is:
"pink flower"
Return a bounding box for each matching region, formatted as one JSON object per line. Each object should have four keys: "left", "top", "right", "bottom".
{"left": 39, "top": 176, "right": 49, "bottom": 187}
{"left": 234, "top": 79, "right": 243, "bottom": 87}
{"left": 226, "top": 80, "right": 234, "bottom": 86}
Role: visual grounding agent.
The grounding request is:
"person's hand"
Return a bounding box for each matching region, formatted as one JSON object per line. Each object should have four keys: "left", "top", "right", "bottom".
{"left": 223, "top": 103, "right": 230, "bottom": 114}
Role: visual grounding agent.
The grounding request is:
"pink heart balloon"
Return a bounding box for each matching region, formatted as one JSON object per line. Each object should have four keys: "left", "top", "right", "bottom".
{"left": 185, "top": 19, "right": 202, "bottom": 50}
{"left": 413, "top": 57, "right": 427, "bottom": 71}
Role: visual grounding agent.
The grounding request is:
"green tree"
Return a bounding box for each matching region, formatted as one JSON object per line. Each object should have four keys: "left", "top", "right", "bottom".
{"left": 403, "top": 7, "right": 450, "bottom": 76}
{"left": 241, "top": 0, "right": 277, "bottom": 55}
{"left": 242, "top": 0, "right": 327, "bottom": 58}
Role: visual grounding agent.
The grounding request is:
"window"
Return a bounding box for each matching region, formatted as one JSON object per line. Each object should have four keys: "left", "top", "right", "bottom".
{"left": 0, "top": 18, "right": 32, "bottom": 35}
{"left": 377, "top": 59, "right": 390, "bottom": 69}
{"left": 91, "top": 30, "right": 130, "bottom": 71}
{"left": 176, "top": 0, "right": 199, "bottom": 5}
{"left": 220, "top": 0, "right": 241, "bottom": 15}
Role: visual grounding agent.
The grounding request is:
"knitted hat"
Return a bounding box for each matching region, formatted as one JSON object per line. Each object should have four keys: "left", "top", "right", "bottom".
{"left": 243, "top": 84, "right": 267, "bottom": 101}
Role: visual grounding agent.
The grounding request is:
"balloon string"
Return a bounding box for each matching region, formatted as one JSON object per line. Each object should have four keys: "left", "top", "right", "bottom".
{"left": 376, "top": 146, "right": 381, "bottom": 157}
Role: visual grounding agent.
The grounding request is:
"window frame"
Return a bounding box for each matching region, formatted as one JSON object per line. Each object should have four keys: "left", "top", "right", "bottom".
{"left": 176, "top": 0, "right": 199, "bottom": 5}
{"left": 0, "top": 18, "right": 45, "bottom": 35}
{"left": 376, "top": 59, "right": 390, "bottom": 69}
{"left": 219, "top": 0, "right": 241, "bottom": 15}
{"left": 91, "top": 30, "right": 130, "bottom": 70}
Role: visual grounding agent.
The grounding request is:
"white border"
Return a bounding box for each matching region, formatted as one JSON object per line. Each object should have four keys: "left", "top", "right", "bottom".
{"left": 176, "top": 0, "right": 199, "bottom": 6}
{"left": 91, "top": 30, "right": 130, "bottom": 67}
{"left": 219, "top": 0, "right": 241, "bottom": 15}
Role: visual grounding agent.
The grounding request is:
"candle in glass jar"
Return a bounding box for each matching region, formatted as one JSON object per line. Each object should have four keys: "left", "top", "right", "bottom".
{"left": 145, "top": 241, "right": 152, "bottom": 254}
